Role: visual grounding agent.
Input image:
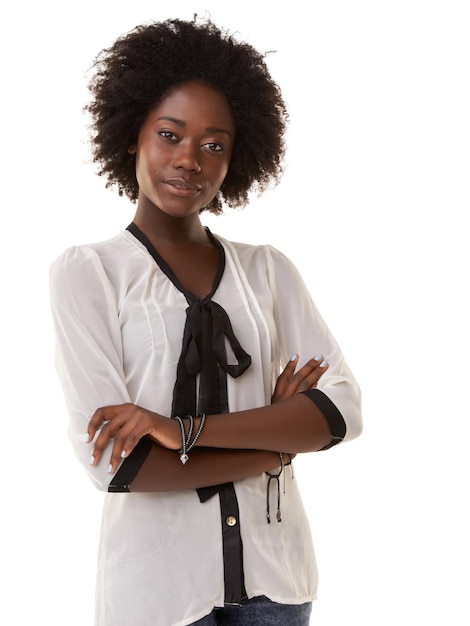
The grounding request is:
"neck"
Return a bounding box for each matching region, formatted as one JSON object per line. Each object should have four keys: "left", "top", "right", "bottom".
{"left": 132, "top": 203, "right": 208, "bottom": 248}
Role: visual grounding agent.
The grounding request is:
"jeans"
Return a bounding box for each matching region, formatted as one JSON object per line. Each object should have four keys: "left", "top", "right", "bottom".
{"left": 191, "top": 595, "right": 312, "bottom": 625}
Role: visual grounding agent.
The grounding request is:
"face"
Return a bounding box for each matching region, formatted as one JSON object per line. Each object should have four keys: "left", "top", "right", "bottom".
{"left": 130, "top": 81, "right": 235, "bottom": 218}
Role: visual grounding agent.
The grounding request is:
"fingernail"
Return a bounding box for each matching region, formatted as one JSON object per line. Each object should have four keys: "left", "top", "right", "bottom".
{"left": 320, "top": 360, "right": 327, "bottom": 367}
{"left": 290, "top": 353, "right": 298, "bottom": 361}
{"left": 121, "top": 450, "right": 126, "bottom": 459}
{"left": 82, "top": 433, "right": 90, "bottom": 443}
{"left": 107, "top": 464, "right": 113, "bottom": 473}
{"left": 89, "top": 455, "right": 95, "bottom": 465}
{"left": 314, "top": 354, "right": 322, "bottom": 361}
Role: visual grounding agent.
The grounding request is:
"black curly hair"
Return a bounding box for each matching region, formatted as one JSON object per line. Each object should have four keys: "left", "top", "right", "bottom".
{"left": 85, "top": 17, "right": 288, "bottom": 214}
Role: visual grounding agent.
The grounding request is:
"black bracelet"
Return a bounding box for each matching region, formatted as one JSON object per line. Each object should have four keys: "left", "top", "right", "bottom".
{"left": 265, "top": 452, "right": 285, "bottom": 524}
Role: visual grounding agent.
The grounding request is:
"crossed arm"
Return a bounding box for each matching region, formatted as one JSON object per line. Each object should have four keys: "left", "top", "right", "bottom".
{"left": 86, "top": 354, "right": 332, "bottom": 492}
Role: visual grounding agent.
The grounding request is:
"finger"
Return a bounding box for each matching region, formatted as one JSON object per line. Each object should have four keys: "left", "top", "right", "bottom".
{"left": 108, "top": 427, "right": 143, "bottom": 473}
{"left": 280, "top": 354, "right": 299, "bottom": 379}
{"left": 107, "top": 407, "right": 156, "bottom": 473}
{"left": 287, "top": 355, "right": 327, "bottom": 391}
{"left": 87, "top": 405, "right": 120, "bottom": 443}
{"left": 88, "top": 404, "right": 134, "bottom": 467}
{"left": 89, "top": 419, "right": 124, "bottom": 468}
{"left": 294, "top": 356, "right": 329, "bottom": 391}
{"left": 272, "top": 354, "right": 299, "bottom": 397}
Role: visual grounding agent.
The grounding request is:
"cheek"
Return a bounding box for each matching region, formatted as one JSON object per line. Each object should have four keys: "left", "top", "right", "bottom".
{"left": 134, "top": 156, "right": 145, "bottom": 188}
{"left": 216, "top": 157, "right": 232, "bottom": 185}
{"left": 134, "top": 148, "right": 158, "bottom": 184}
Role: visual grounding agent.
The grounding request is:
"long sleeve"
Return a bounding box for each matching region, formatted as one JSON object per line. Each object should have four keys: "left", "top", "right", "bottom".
{"left": 265, "top": 245, "right": 363, "bottom": 443}
{"left": 48, "top": 231, "right": 358, "bottom": 624}
{"left": 50, "top": 246, "right": 130, "bottom": 490}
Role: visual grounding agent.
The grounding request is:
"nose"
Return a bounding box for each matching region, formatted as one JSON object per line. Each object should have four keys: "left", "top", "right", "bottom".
{"left": 173, "top": 140, "right": 201, "bottom": 173}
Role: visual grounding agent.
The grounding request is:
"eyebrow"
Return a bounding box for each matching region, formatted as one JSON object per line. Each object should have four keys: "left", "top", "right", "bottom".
{"left": 157, "top": 116, "right": 232, "bottom": 136}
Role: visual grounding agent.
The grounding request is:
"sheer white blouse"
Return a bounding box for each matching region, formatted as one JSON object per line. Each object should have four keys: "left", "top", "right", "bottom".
{"left": 50, "top": 229, "right": 362, "bottom": 626}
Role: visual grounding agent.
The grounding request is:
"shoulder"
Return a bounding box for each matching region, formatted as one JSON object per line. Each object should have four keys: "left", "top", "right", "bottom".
{"left": 49, "top": 230, "right": 151, "bottom": 286}
{"left": 51, "top": 230, "right": 138, "bottom": 267}
{"left": 215, "top": 234, "right": 301, "bottom": 279}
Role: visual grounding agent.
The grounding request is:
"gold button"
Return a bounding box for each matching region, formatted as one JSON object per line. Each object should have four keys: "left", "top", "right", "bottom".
{"left": 226, "top": 515, "right": 237, "bottom": 527}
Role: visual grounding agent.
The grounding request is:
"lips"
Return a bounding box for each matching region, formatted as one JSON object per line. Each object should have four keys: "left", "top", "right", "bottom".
{"left": 163, "top": 177, "right": 201, "bottom": 192}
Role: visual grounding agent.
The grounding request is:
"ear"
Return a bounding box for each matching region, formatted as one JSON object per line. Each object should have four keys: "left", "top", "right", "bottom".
{"left": 128, "top": 145, "right": 137, "bottom": 155}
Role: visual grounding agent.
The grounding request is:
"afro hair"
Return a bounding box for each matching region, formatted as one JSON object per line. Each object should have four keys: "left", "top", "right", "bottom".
{"left": 85, "top": 17, "right": 288, "bottom": 214}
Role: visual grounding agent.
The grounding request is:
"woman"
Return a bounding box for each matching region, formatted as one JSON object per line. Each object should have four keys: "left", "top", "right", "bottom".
{"left": 50, "top": 17, "right": 362, "bottom": 626}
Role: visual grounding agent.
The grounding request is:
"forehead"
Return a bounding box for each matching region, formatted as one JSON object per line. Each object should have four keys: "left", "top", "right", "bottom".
{"left": 148, "top": 81, "right": 235, "bottom": 133}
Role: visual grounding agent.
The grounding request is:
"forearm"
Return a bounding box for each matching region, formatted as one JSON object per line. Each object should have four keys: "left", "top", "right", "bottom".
{"left": 130, "top": 445, "right": 281, "bottom": 492}
{"left": 91, "top": 391, "right": 338, "bottom": 475}
{"left": 195, "top": 393, "right": 332, "bottom": 453}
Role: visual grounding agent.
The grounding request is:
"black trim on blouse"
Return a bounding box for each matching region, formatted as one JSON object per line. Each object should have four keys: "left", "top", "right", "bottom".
{"left": 220, "top": 483, "right": 247, "bottom": 604}
{"left": 301, "top": 389, "right": 347, "bottom": 449}
{"left": 109, "top": 438, "right": 153, "bottom": 492}
{"left": 110, "top": 222, "right": 251, "bottom": 604}
{"left": 126, "top": 222, "right": 252, "bottom": 421}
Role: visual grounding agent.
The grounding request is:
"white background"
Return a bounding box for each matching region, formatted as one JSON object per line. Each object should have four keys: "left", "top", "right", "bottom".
{"left": 1, "top": 1, "right": 469, "bottom": 624}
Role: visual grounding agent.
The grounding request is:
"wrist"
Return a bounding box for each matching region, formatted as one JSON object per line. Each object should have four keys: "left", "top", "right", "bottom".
{"left": 172, "top": 413, "right": 206, "bottom": 464}
{"left": 148, "top": 413, "right": 181, "bottom": 451}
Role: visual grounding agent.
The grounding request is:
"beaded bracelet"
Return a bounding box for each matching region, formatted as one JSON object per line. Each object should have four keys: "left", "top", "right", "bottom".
{"left": 172, "top": 414, "right": 206, "bottom": 465}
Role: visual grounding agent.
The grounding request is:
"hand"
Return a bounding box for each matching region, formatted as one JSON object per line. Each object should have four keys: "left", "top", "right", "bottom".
{"left": 86, "top": 403, "right": 180, "bottom": 473}
{"left": 271, "top": 353, "right": 328, "bottom": 404}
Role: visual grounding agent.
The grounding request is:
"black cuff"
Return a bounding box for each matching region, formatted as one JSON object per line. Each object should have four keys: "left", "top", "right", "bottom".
{"left": 108, "top": 438, "right": 153, "bottom": 492}
{"left": 301, "top": 389, "right": 346, "bottom": 450}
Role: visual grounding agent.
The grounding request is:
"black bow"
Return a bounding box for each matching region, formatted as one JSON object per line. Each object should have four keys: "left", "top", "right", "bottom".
{"left": 172, "top": 298, "right": 251, "bottom": 419}
{"left": 126, "top": 222, "right": 252, "bottom": 503}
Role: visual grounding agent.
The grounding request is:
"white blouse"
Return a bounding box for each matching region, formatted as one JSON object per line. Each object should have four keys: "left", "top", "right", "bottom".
{"left": 50, "top": 228, "right": 362, "bottom": 626}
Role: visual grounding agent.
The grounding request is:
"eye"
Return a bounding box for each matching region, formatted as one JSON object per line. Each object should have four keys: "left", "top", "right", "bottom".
{"left": 159, "top": 130, "right": 178, "bottom": 141}
{"left": 203, "top": 141, "right": 223, "bottom": 152}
